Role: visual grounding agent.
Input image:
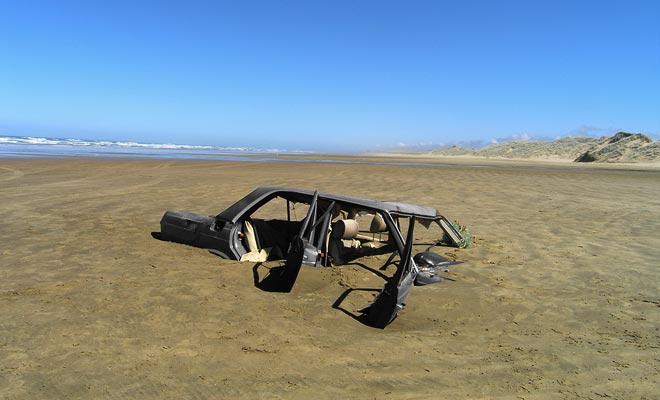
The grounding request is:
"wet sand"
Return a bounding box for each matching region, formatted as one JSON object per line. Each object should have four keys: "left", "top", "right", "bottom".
{"left": 1, "top": 157, "right": 659, "bottom": 399}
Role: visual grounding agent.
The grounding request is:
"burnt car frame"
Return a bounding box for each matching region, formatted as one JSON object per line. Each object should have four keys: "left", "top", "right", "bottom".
{"left": 159, "top": 186, "right": 466, "bottom": 328}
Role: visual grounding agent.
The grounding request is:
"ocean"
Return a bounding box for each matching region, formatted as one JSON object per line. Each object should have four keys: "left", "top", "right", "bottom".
{"left": 0, "top": 135, "right": 307, "bottom": 161}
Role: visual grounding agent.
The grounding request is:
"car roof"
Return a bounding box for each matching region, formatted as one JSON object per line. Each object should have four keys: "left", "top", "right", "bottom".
{"left": 216, "top": 186, "right": 440, "bottom": 223}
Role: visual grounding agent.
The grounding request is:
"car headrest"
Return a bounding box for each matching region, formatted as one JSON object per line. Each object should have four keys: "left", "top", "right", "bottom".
{"left": 369, "top": 213, "right": 387, "bottom": 233}
{"left": 332, "top": 219, "right": 359, "bottom": 239}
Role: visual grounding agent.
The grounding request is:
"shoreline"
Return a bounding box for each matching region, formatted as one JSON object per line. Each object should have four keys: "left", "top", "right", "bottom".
{"left": 2, "top": 148, "right": 659, "bottom": 173}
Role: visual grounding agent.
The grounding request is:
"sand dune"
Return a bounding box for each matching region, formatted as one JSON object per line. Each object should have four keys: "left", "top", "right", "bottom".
{"left": 1, "top": 158, "right": 659, "bottom": 398}
{"left": 429, "top": 132, "right": 660, "bottom": 163}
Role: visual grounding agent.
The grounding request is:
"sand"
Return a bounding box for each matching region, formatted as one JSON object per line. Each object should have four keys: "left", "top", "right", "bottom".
{"left": 1, "top": 157, "right": 659, "bottom": 399}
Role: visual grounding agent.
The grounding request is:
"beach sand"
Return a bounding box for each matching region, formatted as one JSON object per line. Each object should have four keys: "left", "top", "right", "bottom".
{"left": 1, "top": 157, "right": 659, "bottom": 399}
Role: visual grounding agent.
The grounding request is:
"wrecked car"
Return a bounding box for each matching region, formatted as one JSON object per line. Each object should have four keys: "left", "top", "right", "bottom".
{"left": 158, "top": 187, "right": 468, "bottom": 328}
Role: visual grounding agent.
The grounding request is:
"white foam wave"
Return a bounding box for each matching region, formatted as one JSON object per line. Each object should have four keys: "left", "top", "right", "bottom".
{"left": 0, "top": 135, "right": 306, "bottom": 154}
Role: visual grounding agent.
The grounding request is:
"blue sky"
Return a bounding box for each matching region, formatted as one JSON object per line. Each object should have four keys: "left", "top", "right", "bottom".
{"left": 1, "top": 1, "right": 659, "bottom": 152}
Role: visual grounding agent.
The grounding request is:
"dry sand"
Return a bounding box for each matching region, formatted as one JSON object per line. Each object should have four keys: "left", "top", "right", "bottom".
{"left": 1, "top": 157, "right": 659, "bottom": 399}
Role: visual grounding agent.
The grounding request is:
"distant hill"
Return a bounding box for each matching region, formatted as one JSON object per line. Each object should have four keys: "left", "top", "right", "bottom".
{"left": 429, "top": 132, "right": 659, "bottom": 163}
{"left": 430, "top": 145, "right": 475, "bottom": 156}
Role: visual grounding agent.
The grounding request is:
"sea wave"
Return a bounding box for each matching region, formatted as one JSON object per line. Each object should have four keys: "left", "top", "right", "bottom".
{"left": 0, "top": 135, "right": 304, "bottom": 154}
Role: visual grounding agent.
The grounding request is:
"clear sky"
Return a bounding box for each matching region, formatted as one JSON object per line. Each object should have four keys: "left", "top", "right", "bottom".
{"left": 1, "top": 1, "right": 659, "bottom": 152}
